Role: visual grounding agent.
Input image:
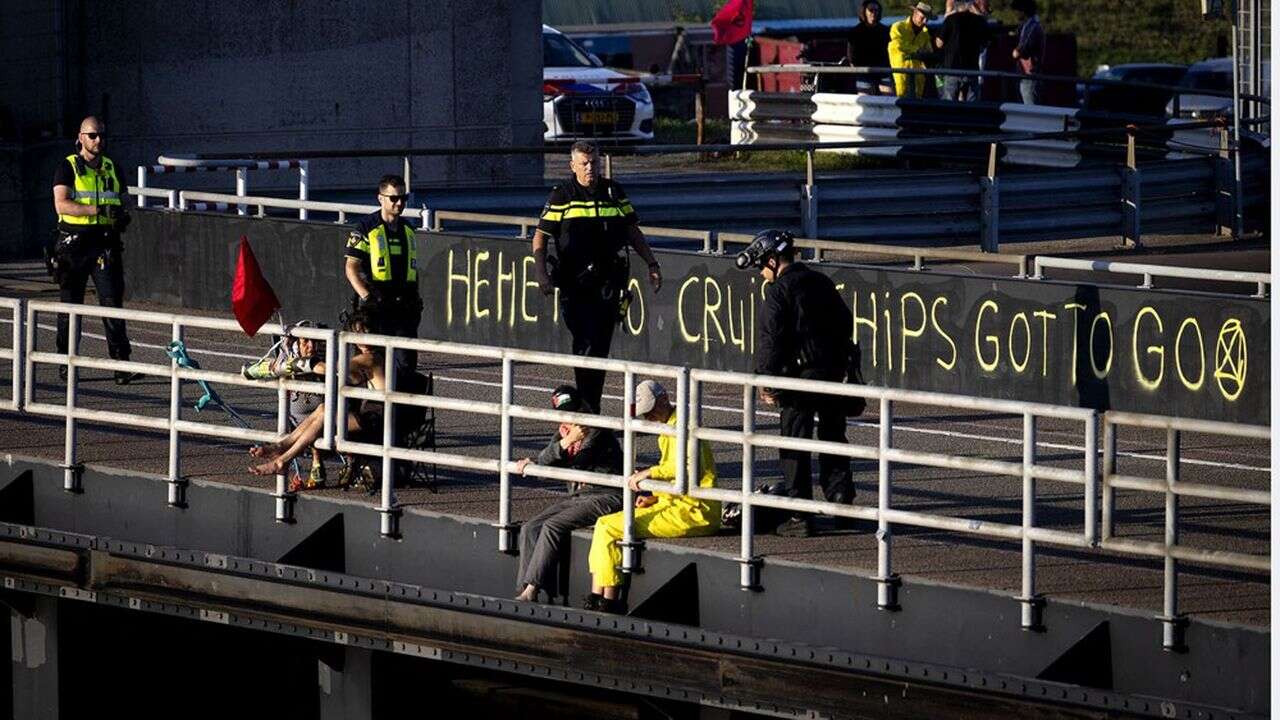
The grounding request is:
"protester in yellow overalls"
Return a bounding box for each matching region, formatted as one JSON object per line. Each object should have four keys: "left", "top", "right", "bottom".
{"left": 585, "top": 380, "right": 720, "bottom": 613}
{"left": 888, "top": 2, "right": 936, "bottom": 98}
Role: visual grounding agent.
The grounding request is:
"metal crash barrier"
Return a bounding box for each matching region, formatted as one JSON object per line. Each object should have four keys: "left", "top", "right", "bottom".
{"left": 0, "top": 297, "right": 1269, "bottom": 649}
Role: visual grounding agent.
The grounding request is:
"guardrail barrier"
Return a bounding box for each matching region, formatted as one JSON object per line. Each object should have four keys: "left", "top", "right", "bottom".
{"left": 0, "top": 296, "right": 1268, "bottom": 650}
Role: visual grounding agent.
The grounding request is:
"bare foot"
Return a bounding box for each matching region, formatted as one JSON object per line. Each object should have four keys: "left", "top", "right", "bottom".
{"left": 248, "top": 458, "right": 285, "bottom": 476}
{"left": 516, "top": 585, "right": 539, "bottom": 602}
{"left": 249, "top": 442, "right": 283, "bottom": 459}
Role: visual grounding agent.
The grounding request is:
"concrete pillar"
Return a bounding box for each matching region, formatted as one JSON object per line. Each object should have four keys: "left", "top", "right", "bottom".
{"left": 10, "top": 597, "right": 59, "bottom": 720}
{"left": 318, "top": 645, "right": 374, "bottom": 720}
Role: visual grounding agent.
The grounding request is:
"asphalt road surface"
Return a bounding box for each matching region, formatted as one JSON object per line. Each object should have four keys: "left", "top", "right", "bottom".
{"left": 0, "top": 257, "right": 1269, "bottom": 627}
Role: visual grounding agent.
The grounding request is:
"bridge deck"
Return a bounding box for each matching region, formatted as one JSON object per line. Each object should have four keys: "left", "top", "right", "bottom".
{"left": 0, "top": 281, "right": 1268, "bottom": 629}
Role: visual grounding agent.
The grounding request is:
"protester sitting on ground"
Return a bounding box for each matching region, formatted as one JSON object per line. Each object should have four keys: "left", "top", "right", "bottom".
{"left": 247, "top": 310, "right": 384, "bottom": 477}
{"left": 512, "top": 385, "right": 625, "bottom": 603}
{"left": 584, "top": 380, "right": 720, "bottom": 614}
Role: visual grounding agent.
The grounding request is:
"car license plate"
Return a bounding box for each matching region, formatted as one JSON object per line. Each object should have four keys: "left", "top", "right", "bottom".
{"left": 576, "top": 111, "right": 617, "bottom": 125}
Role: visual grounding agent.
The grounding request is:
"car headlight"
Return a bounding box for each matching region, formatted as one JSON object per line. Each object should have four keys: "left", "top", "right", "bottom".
{"left": 612, "top": 79, "right": 650, "bottom": 103}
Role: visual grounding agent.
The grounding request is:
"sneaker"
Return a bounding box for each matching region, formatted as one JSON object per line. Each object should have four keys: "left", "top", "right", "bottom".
{"left": 775, "top": 515, "right": 813, "bottom": 538}
{"left": 114, "top": 371, "right": 143, "bottom": 385}
{"left": 240, "top": 358, "right": 276, "bottom": 380}
{"left": 304, "top": 457, "right": 325, "bottom": 490}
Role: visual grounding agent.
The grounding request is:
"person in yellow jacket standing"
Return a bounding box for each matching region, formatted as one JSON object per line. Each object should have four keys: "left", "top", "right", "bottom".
{"left": 585, "top": 380, "right": 720, "bottom": 613}
{"left": 49, "top": 115, "right": 141, "bottom": 385}
{"left": 887, "top": 2, "right": 936, "bottom": 98}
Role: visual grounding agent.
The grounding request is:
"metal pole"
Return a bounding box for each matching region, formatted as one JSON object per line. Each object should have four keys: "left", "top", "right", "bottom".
{"left": 379, "top": 347, "right": 399, "bottom": 537}
{"left": 740, "top": 384, "right": 761, "bottom": 590}
{"left": 801, "top": 150, "right": 818, "bottom": 239}
{"left": 235, "top": 168, "right": 247, "bottom": 216}
{"left": 1084, "top": 413, "right": 1099, "bottom": 546}
{"left": 274, "top": 373, "right": 292, "bottom": 523}
{"left": 1162, "top": 428, "right": 1186, "bottom": 651}
{"left": 1102, "top": 421, "right": 1116, "bottom": 541}
{"left": 403, "top": 155, "right": 412, "bottom": 195}
{"left": 603, "top": 153, "right": 613, "bottom": 180}
{"left": 167, "top": 323, "right": 186, "bottom": 508}
{"left": 876, "top": 397, "right": 899, "bottom": 610}
{"left": 674, "top": 367, "right": 689, "bottom": 495}
{"left": 63, "top": 312, "right": 80, "bottom": 493}
{"left": 620, "top": 371, "right": 640, "bottom": 572}
{"left": 496, "top": 356, "right": 515, "bottom": 553}
{"left": 1230, "top": 20, "right": 1245, "bottom": 239}
{"left": 10, "top": 300, "right": 22, "bottom": 412}
{"left": 23, "top": 303, "right": 35, "bottom": 411}
{"left": 298, "top": 161, "right": 309, "bottom": 221}
{"left": 1020, "top": 412, "right": 1042, "bottom": 630}
{"left": 136, "top": 166, "right": 147, "bottom": 209}
{"left": 322, "top": 329, "right": 338, "bottom": 449}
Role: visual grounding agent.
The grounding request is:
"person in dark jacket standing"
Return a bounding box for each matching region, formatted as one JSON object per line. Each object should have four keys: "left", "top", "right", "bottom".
{"left": 49, "top": 115, "right": 141, "bottom": 385}
{"left": 513, "top": 385, "right": 625, "bottom": 603}
{"left": 936, "top": 1, "right": 990, "bottom": 101}
{"left": 846, "top": 0, "right": 893, "bottom": 94}
{"left": 739, "top": 230, "right": 858, "bottom": 537}
{"left": 1010, "top": 0, "right": 1045, "bottom": 104}
{"left": 532, "top": 141, "right": 662, "bottom": 412}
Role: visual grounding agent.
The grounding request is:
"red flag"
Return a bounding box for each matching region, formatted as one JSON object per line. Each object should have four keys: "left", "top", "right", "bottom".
{"left": 710, "top": 0, "right": 753, "bottom": 46}
{"left": 231, "top": 236, "right": 280, "bottom": 337}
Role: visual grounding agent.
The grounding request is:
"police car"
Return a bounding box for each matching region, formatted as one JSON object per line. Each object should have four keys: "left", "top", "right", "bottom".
{"left": 543, "top": 25, "right": 655, "bottom": 142}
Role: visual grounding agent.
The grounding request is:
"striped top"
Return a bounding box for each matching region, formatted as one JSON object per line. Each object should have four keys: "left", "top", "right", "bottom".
{"left": 536, "top": 178, "right": 638, "bottom": 278}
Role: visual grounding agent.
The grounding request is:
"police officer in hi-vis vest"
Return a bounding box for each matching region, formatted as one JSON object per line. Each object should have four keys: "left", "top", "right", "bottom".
{"left": 344, "top": 174, "right": 422, "bottom": 380}
{"left": 49, "top": 115, "right": 141, "bottom": 385}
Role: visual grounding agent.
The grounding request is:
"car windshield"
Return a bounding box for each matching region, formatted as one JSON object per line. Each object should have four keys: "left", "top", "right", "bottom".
{"left": 544, "top": 33, "right": 595, "bottom": 68}
{"left": 1182, "top": 70, "right": 1231, "bottom": 91}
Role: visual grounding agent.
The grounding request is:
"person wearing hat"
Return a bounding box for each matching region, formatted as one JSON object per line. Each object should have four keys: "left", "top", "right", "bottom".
{"left": 584, "top": 380, "right": 719, "bottom": 613}
{"left": 738, "top": 230, "right": 859, "bottom": 538}
{"left": 887, "top": 2, "right": 936, "bottom": 98}
{"left": 512, "top": 385, "right": 625, "bottom": 603}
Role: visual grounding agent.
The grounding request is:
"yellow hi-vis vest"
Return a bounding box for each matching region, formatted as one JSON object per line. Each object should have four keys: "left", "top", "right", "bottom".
{"left": 367, "top": 223, "right": 417, "bottom": 283}
{"left": 57, "top": 154, "right": 123, "bottom": 227}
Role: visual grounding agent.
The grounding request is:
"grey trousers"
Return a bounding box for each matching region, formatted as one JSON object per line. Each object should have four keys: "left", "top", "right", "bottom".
{"left": 518, "top": 492, "right": 624, "bottom": 596}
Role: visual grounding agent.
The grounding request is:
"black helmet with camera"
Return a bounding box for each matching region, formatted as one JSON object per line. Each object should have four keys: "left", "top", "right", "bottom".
{"left": 735, "top": 229, "right": 795, "bottom": 270}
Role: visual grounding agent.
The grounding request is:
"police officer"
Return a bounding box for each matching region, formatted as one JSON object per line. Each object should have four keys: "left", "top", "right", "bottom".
{"left": 532, "top": 141, "right": 662, "bottom": 412}
{"left": 739, "top": 229, "right": 859, "bottom": 537}
{"left": 50, "top": 115, "right": 140, "bottom": 385}
{"left": 344, "top": 174, "right": 422, "bottom": 380}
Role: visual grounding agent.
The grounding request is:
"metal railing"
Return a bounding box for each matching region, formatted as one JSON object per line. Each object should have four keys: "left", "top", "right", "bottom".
{"left": 0, "top": 298, "right": 21, "bottom": 412}
{"left": 20, "top": 299, "right": 336, "bottom": 513}
{"left": 745, "top": 63, "right": 1273, "bottom": 109}
{"left": 0, "top": 296, "right": 1268, "bottom": 648}
{"left": 1032, "top": 256, "right": 1271, "bottom": 297}
{"left": 137, "top": 157, "right": 310, "bottom": 219}
{"left": 130, "top": 187, "right": 1276, "bottom": 293}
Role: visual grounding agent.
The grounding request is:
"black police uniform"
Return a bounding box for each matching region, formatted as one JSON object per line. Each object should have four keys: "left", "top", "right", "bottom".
{"left": 50, "top": 155, "right": 132, "bottom": 363}
{"left": 345, "top": 210, "right": 422, "bottom": 379}
{"left": 536, "top": 177, "right": 637, "bottom": 411}
{"left": 755, "top": 262, "right": 856, "bottom": 508}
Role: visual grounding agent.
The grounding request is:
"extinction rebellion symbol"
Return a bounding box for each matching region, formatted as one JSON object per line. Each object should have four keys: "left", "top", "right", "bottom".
{"left": 1213, "top": 318, "right": 1247, "bottom": 401}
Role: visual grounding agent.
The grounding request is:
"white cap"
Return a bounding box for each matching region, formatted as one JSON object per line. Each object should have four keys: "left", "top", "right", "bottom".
{"left": 633, "top": 379, "right": 667, "bottom": 416}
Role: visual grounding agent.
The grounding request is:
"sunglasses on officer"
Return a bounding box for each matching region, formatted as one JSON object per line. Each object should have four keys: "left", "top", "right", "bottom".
{"left": 379, "top": 192, "right": 408, "bottom": 204}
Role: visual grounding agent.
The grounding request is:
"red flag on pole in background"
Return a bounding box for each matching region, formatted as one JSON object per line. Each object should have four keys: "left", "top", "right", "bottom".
{"left": 231, "top": 236, "right": 280, "bottom": 337}
{"left": 710, "top": 0, "right": 754, "bottom": 45}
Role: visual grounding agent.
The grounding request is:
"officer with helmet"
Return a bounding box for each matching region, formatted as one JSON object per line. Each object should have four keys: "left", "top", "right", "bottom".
{"left": 49, "top": 115, "right": 141, "bottom": 385}
{"left": 737, "top": 229, "right": 862, "bottom": 537}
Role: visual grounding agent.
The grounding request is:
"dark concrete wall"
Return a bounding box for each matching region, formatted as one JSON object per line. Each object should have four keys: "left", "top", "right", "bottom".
{"left": 4, "top": 456, "right": 1271, "bottom": 714}
{"left": 0, "top": 0, "right": 545, "bottom": 260}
